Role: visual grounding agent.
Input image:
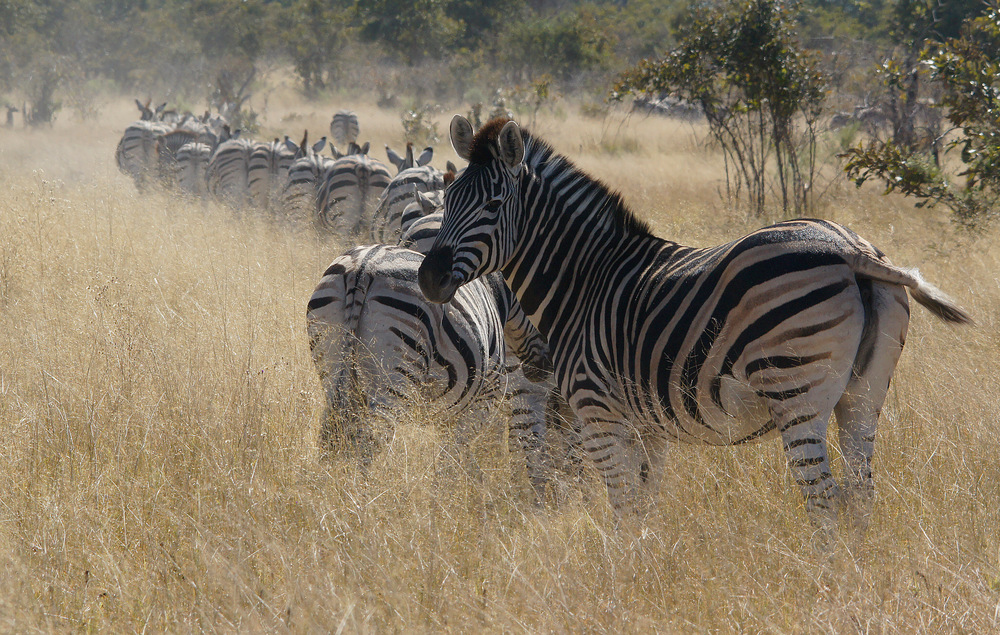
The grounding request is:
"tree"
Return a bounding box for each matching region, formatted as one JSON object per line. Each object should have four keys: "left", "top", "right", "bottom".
{"left": 842, "top": 4, "right": 1000, "bottom": 230}
{"left": 355, "top": 0, "right": 463, "bottom": 62}
{"left": 280, "top": 0, "right": 351, "bottom": 95}
{"left": 612, "top": 0, "right": 826, "bottom": 216}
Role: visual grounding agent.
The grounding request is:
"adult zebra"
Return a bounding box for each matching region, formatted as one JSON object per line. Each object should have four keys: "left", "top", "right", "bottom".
{"left": 316, "top": 145, "right": 393, "bottom": 236}
{"left": 116, "top": 120, "right": 175, "bottom": 189}
{"left": 248, "top": 134, "right": 326, "bottom": 211}
{"left": 280, "top": 145, "right": 336, "bottom": 224}
{"left": 306, "top": 243, "right": 553, "bottom": 494}
{"left": 207, "top": 134, "right": 254, "bottom": 207}
{"left": 330, "top": 110, "right": 360, "bottom": 147}
{"left": 419, "top": 116, "right": 972, "bottom": 534}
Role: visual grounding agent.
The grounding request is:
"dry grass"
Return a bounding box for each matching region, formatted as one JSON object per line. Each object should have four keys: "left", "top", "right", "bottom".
{"left": 0, "top": 94, "right": 998, "bottom": 633}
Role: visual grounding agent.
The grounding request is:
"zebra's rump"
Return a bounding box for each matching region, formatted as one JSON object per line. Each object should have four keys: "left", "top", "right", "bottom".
{"left": 316, "top": 155, "right": 393, "bottom": 235}
{"left": 307, "top": 244, "right": 508, "bottom": 417}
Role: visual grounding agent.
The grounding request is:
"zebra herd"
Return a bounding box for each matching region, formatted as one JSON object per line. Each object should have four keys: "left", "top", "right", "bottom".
{"left": 115, "top": 103, "right": 423, "bottom": 236}
{"left": 114, "top": 100, "right": 567, "bottom": 499}
{"left": 115, "top": 102, "right": 973, "bottom": 539}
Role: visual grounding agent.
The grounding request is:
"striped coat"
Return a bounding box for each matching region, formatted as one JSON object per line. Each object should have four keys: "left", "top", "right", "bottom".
{"left": 307, "top": 244, "right": 552, "bottom": 491}
{"left": 316, "top": 148, "right": 393, "bottom": 236}
{"left": 418, "top": 116, "right": 972, "bottom": 534}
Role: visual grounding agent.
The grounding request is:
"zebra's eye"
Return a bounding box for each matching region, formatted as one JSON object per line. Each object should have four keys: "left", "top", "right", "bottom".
{"left": 484, "top": 198, "right": 502, "bottom": 213}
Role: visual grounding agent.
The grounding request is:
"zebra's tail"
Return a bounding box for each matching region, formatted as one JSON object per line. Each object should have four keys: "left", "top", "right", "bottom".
{"left": 851, "top": 255, "right": 974, "bottom": 325}
{"left": 307, "top": 261, "right": 374, "bottom": 457}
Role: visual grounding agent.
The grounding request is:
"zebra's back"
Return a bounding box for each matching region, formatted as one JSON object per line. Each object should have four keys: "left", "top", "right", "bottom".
{"left": 175, "top": 142, "right": 212, "bottom": 197}
{"left": 280, "top": 154, "right": 335, "bottom": 225}
{"left": 307, "top": 244, "right": 507, "bottom": 425}
{"left": 248, "top": 139, "right": 298, "bottom": 210}
{"left": 116, "top": 120, "right": 174, "bottom": 188}
{"left": 316, "top": 154, "right": 393, "bottom": 236}
{"left": 330, "top": 110, "right": 360, "bottom": 146}
{"left": 207, "top": 138, "right": 254, "bottom": 207}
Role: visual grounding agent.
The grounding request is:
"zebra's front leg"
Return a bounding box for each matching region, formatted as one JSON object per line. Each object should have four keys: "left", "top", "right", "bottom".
{"left": 506, "top": 377, "right": 554, "bottom": 505}
{"left": 579, "top": 417, "right": 651, "bottom": 515}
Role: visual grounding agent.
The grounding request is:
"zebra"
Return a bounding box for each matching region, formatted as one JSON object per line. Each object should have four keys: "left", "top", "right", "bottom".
{"left": 116, "top": 119, "right": 175, "bottom": 189}
{"left": 315, "top": 145, "right": 393, "bottom": 236}
{"left": 207, "top": 134, "right": 255, "bottom": 207}
{"left": 247, "top": 130, "right": 326, "bottom": 209}
{"left": 174, "top": 142, "right": 213, "bottom": 197}
{"left": 306, "top": 243, "right": 553, "bottom": 494}
{"left": 418, "top": 115, "right": 973, "bottom": 534}
{"left": 330, "top": 110, "right": 360, "bottom": 147}
{"left": 247, "top": 135, "right": 313, "bottom": 211}
{"left": 395, "top": 193, "right": 445, "bottom": 250}
{"left": 369, "top": 163, "right": 450, "bottom": 243}
{"left": 280, "top": 145, "right": 337, "bottom": 225}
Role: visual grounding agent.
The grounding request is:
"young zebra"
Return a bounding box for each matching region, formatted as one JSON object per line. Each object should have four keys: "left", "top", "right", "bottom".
{"left": 418, "top": 116, "right": 972, "bottom": 534}
{"left": 316, "top": 145, "right": 393, "bottom": 236}
{"left": 307, "top": 243, "right": 553, "bottom": 493}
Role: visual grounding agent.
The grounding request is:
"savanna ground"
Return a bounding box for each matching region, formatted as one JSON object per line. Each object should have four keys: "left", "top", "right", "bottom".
{"left": 0, "top": 90, "right": 998, "bottom": 633}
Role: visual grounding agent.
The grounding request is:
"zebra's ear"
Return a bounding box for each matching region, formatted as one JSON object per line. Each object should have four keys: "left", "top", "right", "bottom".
{"left": 417, "top": 146, "right": 433, "bottom": 166}
{"left": 497, "top": 121, "right": 524, "bottom": 171}
{"left": 386, "top": 145, "right": 405, "bottom": 170}
{"left": 450, "top": 115, "right": 475, "bottom": 162}
{"left": 312, "top": 136, "right": 327, "bottom": 153}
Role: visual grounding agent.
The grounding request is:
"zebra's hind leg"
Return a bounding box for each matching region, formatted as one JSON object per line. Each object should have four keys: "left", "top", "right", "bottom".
{"left": 773, "top": 403, "right": 843, "bottom": 540}
{"left": 834, "top": 281, "right": 909, "bottom": 535}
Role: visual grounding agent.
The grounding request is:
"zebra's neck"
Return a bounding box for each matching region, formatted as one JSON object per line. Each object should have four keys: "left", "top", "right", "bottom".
{"left": 501, "top": 135, "right": 677, "bottom": 343}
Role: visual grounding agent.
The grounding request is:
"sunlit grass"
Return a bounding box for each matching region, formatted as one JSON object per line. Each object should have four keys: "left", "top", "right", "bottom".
{"left": 0, "top": 95, "right": 997, "bottom": 631}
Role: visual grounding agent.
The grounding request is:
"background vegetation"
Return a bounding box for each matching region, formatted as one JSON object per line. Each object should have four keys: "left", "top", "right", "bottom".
{"left": 1, "top": 86, "right": 998, "bottom": 633}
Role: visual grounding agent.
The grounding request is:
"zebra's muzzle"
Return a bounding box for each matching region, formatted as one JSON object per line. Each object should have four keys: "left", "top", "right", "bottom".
{"left": 419, "top": 247, "right": 462, "bottom": 303}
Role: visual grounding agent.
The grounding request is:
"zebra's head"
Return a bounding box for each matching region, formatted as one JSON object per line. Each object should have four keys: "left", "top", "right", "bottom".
{"left": 419, "top": 115, "right": 524, "bottom": 304}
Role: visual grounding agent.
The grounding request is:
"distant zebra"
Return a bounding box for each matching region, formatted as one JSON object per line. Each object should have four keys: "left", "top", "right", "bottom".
{"left": 174, "top": 142, "right": 213, "bottom": 197}
{"left": 207, "top": 135, "right": 254, "bottom": 207}
{"left": 419, "top": 116, "right": 972, "bottom": 534}
{"left": 307, "top": 243, "right": 553, "bottom": 493}
{"left": 280, "top": 149, "right": 336, "bottom": 225}
{"left": 369, "top": 162, "right": 449, "bottom": 243}
{"left": 247, "top": 135, "right": 324, "bottom": 210}
{"left": 316, "top": 145, "right": 393, "bottom": 236}
{"left": 330, "top": 110, "right": 360, "bottom": 147}
{"left": 116, "top": 120, "right": 175, "bottom": 189}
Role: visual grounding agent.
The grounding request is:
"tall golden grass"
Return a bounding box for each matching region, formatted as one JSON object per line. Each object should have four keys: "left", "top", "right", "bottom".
{"left": 0, "top": 95, "right": 997, "bottom": 632}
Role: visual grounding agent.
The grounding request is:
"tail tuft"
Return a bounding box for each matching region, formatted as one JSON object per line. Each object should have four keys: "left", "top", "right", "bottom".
{"left": 909, "top": 279, "right": 974, "bottom": 326}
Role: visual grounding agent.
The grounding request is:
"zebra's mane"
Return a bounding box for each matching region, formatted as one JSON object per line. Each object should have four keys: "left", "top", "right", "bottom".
{"left": 469, "top": 117, "right": 653, "bottom": 237}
